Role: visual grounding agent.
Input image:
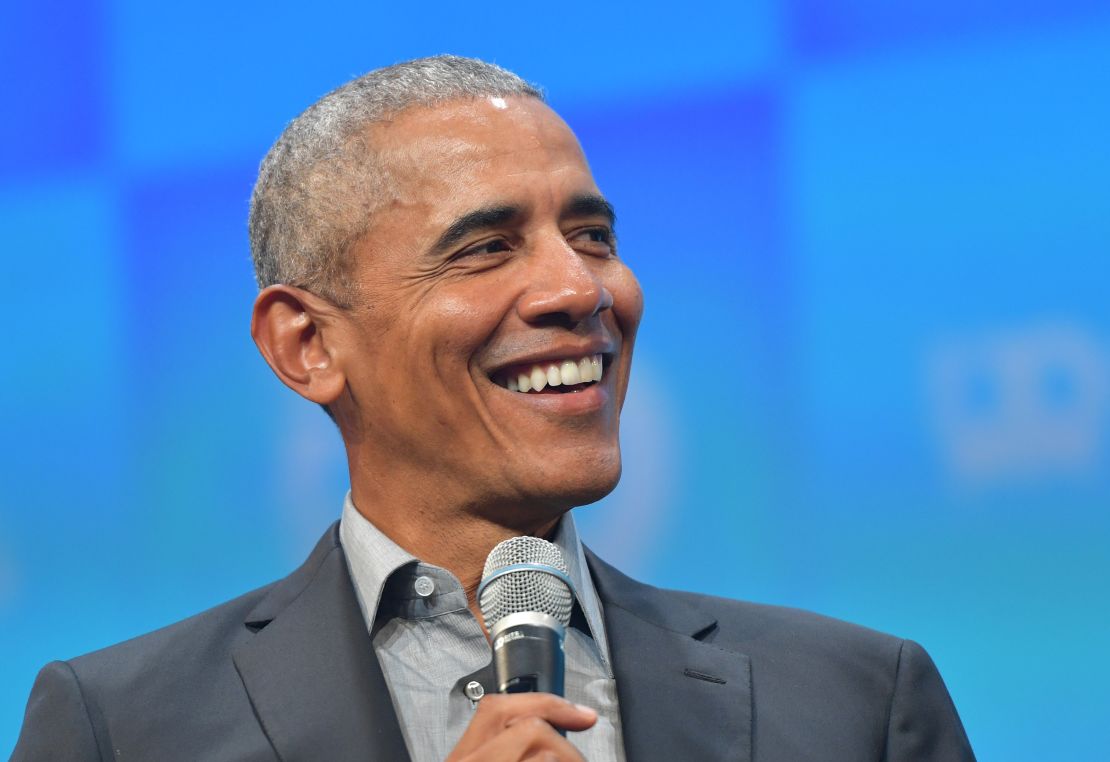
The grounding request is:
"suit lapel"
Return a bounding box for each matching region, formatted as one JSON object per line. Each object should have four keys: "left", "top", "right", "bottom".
{"left": 233, "top": 524, "right": 410, "bottom": 762}
{"left": 587, "top": 551, "right": 753, "bottom": 762}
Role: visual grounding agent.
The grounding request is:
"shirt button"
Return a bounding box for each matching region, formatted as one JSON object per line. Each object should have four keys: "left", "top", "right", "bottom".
{"left": 414, "top": 575, "right": 435, "bottom": 597}
{"left": 465, "top": 681, "right": 485, "bottom": 701}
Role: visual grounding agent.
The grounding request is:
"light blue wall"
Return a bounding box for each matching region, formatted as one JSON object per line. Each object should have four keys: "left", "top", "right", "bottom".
{"left": 4, "top": 2, "right": 1109, "bottom": 757}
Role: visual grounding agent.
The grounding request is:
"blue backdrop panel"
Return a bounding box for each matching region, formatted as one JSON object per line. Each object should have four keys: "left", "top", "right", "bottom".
{"left": 785, "top": 21, "right": 1110, "bottom": 757}
{"left": 0, "top": 0, "right": 106, "bottom": 174}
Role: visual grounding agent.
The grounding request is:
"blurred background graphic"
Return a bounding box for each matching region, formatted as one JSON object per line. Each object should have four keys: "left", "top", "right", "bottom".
{"left": 3, "top": 1, "right": 1109, "bottom": 758}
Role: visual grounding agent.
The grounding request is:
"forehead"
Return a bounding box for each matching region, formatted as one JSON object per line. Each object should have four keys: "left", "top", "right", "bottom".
{"left": 369, "top": 97, "right": 595, "bottom": 205}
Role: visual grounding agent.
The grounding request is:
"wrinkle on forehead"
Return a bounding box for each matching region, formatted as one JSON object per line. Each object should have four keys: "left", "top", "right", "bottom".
{"left": 368, "top": 99, "right": 590, "bottom": 217}
{"left": 373, "top": 97, "right": 584, "bottom": 178}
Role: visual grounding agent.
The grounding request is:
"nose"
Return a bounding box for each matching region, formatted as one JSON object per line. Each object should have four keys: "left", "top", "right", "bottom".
{"left": 516, "top": 235, "right": 614, "bottom": 327}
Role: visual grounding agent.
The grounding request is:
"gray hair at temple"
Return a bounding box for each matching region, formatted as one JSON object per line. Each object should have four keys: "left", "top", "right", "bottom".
{"left": 248, "top": 55, "right": 544, "bottom": 306}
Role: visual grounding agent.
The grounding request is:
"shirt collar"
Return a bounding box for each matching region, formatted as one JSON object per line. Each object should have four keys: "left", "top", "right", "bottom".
{"left": 547, "top": 504, "right": 613, "bottom": 674}
{"left": 339, "top": 492, "right": 418, "bottom": 626}
{"left": 338, "top": 491, "right": 613, "bottom": 675}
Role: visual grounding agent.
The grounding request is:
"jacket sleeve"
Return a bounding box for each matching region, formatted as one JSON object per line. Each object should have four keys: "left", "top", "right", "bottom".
{"left": 884, "top": 640, "right": 976, "bottom": 761}
{"left": 11, "top": 661, "right": 103, "bottom": 761}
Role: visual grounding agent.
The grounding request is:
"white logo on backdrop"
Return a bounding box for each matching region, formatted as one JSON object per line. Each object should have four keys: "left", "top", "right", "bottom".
{"left": 927, "top": 321, "right": 1109, "bottom": 483}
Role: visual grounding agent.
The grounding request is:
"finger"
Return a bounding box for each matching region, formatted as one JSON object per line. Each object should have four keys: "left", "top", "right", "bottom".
{"left": 479, "top": 693, "right": 597, "bottom": 732}
{"left": 449, "top": 694, "right": 596, "bottom": 759}
{"left": 505, "top": 701, "right": 597, "bottom": 733}
{"left": 522, "top": 752, "right": 561, "bottom": 762}
{"left": 478, "top": 716, "right": 585, "bottom": 762}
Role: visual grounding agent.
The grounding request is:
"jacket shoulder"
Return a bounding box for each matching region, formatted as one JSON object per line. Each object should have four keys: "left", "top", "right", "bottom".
{"left": 587, "top": 550, "right": 975, "bottom": 759}
{"left": 13, "top": 581, "right": 281, "bottom": 762}
{"left": 587, "top": 548, "right": 903, "bottom": 659}
{"left": 66, "top": 578, "right": 277, "bottom": 687}
{"left": 66, "top": 522, "right": 341, "bottom": 692}
{"left": 14, "top": 525, "right": 345, "bottom": 760}
{"left": 678, "top": 589, "right": 904, "bottom": 654}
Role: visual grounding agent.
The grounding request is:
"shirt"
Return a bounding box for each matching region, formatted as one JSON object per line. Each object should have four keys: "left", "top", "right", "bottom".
{"left": 339, "top": 493, "right": 626, "bottom": 761}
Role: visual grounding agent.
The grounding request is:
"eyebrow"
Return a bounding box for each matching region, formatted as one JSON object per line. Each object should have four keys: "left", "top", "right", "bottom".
{"left": 562, "top": 193, "right": 617, "bottom": 228}
{"left": 431, "top": 204, "right": 522, "bottom": 256}
{"left": 428, "top": 193, "right": 618, "bottom": 257}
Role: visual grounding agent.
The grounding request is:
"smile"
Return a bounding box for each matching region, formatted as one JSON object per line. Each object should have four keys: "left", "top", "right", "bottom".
{"left": 493, "top": 354, "right": 604, "bottom": 394}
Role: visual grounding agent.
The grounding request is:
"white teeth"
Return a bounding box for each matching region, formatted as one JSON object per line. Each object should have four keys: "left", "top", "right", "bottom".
{"left": 577, "top": 357, "right": 593, "bottom": 383}
{"left": 531, "top": 366, "right": 547, "bottom": 392}
{"left": 500, "top": 353, "right": 605, "bottom": 393}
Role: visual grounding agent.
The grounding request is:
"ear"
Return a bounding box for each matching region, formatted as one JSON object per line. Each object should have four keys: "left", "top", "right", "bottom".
{"left": 250, "top": 285, "right": 347, "bottom": 406}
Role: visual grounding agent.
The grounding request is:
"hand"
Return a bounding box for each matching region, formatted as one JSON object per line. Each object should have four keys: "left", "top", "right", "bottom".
{"left": 445, "top": 693, "right": 598, "bottom": 762}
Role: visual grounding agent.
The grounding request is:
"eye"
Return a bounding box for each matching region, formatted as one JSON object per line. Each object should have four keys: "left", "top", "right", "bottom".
{"left": 457, "top": 237, "right": 513, "bottom": 259}
{"left": 570, "top": 226, "right": 617, "bottom": 257}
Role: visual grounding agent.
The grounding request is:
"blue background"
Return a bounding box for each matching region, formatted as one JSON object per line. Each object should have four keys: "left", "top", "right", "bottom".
{"left": 3, "top": 2, "right": 1109, "bottom": 758}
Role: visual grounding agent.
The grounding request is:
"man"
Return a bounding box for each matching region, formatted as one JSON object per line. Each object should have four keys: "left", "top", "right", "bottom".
{"left": 14, "top": 56, "right": 975, "bottom": 761}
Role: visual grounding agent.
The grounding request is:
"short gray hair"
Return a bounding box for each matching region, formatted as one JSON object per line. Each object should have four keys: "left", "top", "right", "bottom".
{"left": 248, "top": 55, "right": 544, "bottom": 305}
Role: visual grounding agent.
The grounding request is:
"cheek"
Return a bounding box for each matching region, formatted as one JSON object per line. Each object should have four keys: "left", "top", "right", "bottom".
{"left": 433, "top": 289, "right": 492, "bottom": 324}
{"left": 610, "top": 264, "right": 644, "bottom": 339}
{"left": 436, "top": 268, "right": 525, "bottom": 334}
{"left": 412, "top": 288, "right": 510, "bottom": 379}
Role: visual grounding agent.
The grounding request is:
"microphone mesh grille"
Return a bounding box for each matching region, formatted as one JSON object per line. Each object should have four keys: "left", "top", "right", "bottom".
{"left": 479, "top": 536, "right": 573, "bottom": 632}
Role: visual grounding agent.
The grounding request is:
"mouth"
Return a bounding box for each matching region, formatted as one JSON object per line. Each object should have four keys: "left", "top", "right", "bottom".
{"left": 491, "top": 353, "right": 605, "bottom": 395}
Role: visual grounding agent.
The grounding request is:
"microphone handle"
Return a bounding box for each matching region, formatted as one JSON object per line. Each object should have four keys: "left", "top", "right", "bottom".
{"left": 493, "top": 620, "right": 565, "bottom": 696}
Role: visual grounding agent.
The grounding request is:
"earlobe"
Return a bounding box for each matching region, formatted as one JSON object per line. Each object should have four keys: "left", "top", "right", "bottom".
{"left": 250, "top": 285, "right": 347, "bottom": 406}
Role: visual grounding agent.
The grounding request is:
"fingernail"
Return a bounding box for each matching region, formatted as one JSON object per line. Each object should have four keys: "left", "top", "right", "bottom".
{"left": 575, "top": 704, "right": 597, "bottom": 717}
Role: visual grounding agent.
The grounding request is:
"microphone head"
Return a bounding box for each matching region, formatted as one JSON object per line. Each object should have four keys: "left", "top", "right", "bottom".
{"left": 479, "top": 536, "right": 574, "bottom": 634}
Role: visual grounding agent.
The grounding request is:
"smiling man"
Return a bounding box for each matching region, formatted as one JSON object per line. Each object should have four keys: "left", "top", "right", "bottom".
{"left": 252, "top": 87, "right": 642, "bottom": 568}
{"left": 14, "top": 56, "right": 974, "bottom": 761}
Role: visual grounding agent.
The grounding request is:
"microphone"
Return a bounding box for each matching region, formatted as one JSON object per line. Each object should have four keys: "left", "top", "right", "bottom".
{"left": 478, "top": 536, "right": 574, "bottom": 697}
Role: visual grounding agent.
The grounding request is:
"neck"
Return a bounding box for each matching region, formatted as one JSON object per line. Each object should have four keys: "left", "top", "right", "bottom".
{"left": 348, "top": 472, "right": 565, "bottom": 618}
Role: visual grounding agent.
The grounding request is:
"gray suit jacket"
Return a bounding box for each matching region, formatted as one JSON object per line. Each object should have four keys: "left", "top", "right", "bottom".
{"left": 12, "top": 524, "right": 974, "bottom": 761}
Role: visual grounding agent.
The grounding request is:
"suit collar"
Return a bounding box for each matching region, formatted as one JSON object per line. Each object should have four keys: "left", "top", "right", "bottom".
{"left": 550, "top": 510, "right": 615, "bottom": 675}
{"left": 233, "top": 523, "right": 410, "bottom": 762}
{"left": 587, "top": 549, "right": 753, "bottom": 762}
{"left": 230, "top": 524, "right": 752, "bottom": 762}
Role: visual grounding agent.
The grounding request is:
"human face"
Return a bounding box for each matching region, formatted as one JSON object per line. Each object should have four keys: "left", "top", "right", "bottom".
{"left": 335, "top": 96, "right": 643, "bottom": 527}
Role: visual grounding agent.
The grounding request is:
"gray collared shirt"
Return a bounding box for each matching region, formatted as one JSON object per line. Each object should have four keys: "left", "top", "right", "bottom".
{"left": 339, "top": 494, "right": 626, "bottom": 761}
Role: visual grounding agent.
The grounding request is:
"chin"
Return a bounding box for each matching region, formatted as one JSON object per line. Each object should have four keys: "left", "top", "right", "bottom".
{"left": 524, "top": 448, "right": 623, "bottom": 512}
